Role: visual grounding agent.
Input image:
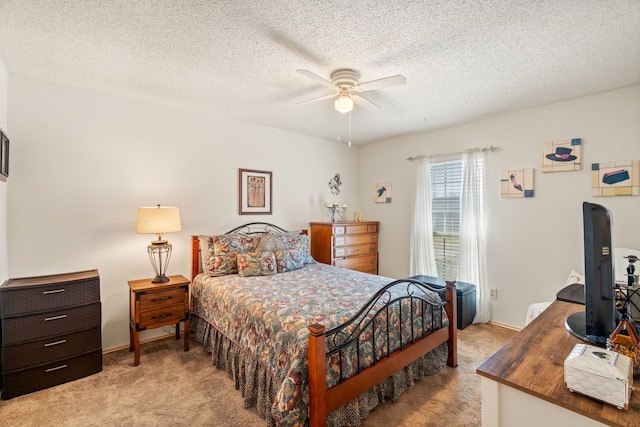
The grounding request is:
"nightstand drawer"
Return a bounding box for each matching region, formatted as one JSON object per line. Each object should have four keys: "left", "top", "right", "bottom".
{"left": 138, "top": 288, "right": 187, "bottom": 311}
{"left": 1, "top": 327, "right": 101, "bottom": 371}
{"left": 1, "top": 302, "right": 101, "bottom": 345}
{"left": 138, "top": 304, "right": 187, "bottom": 329}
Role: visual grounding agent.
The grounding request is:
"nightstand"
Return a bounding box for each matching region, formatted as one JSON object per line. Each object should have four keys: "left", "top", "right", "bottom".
{"left": 128, "top": 274, "right": 190, "bottom": 366}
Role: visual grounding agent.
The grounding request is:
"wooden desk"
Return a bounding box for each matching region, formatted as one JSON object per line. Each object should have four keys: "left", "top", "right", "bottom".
{"left": 477, "top": 300, "right": 639, "bottom": 426}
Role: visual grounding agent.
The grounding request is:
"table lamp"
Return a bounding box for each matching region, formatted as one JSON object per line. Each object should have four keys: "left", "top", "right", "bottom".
{"left": 136, "top": 204, "right": 181, "bottom": 283}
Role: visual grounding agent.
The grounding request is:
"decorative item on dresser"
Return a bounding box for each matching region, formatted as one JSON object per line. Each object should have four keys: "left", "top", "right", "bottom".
{"left": 0, "top": 269, "right": 102, "bottom": 400}
{"left": 128, "top": 275, "right": 190, "bottom": 366}
{"left": 309, "top": 221, "right": 379, "bottom": 275}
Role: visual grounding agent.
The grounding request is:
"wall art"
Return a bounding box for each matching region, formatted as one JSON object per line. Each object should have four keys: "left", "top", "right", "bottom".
{"left": 541, "top": 138, "right": 582, "bottom": 173}
{"left": 328, "top": 173, "right": 342, "bottom": 195}
{"left": 591, "top": 160, "right": 639, "bottom": 197}
{"left": 374, "top": 182, "right": 392, "bottom": 203}
{"left": 501, "top": 168, "right": 534, "bottom": 198}
{"left": 239, "top": 168, "right": 272, "bottom": 214}
{"left": 0, "top": 127, "right": 8, "bottom": 181}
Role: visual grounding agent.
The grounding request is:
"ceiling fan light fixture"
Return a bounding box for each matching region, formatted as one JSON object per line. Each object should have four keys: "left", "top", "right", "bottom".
{"left": 335, "top": 95, "right": 353, "bottom": 113}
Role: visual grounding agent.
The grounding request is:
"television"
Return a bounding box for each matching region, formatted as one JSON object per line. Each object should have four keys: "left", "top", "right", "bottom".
{"left": 565, "top": 202, "right": 619, "bottom": 345}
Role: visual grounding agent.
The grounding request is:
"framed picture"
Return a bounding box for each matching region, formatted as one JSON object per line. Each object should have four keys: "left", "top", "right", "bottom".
{"left": 374, "top": 182, "right": 392, "bottom": 203}
{"left": 239, "top": 168, "right": 272, "bottom": 215}
{"left": 0, "top": 128, "right": 9, "bottom": 181}
{"left": 591, "top": 160, "right": 639, "bottom": 197}
{"left": 501, "top": 168, "right": 534, "bottom": 198}
{"left": 541, "top": 138, "right": 582, "bottom": 173}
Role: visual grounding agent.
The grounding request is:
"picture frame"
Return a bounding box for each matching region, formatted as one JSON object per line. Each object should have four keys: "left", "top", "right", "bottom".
{"left": 0, "top": 128, "right": 9, "bottom": 182}
{"left": 239, "top": 168, "right": 272, "bottom": 215}
{"left": 374, "top": 182, "right": 392, "bottom": 203}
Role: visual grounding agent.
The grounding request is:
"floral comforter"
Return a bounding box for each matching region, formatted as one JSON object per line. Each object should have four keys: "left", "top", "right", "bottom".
{"left": 191, "top": 262, "right": 449, "bottom": 427}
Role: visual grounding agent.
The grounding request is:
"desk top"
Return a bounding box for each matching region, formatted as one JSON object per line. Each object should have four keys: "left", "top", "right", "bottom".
{"left": 476, "top": 300, "right": 639, "bottom": 426}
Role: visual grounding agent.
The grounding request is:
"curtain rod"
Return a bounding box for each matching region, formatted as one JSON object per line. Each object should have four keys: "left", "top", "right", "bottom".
{"left": 406, "top": 145, "right": 501, "bottom": 161}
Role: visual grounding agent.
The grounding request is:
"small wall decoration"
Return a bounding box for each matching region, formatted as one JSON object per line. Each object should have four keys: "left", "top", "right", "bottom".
{"left": 328, "top": 173, "right": 342, "bottom": 195}
{"left": 239, "top": 168, "right": 272, "bottom": 215}
{"left": 501, "top": 168, "right": 534, "bottom": 198}
{"left": 0, "top": 127, "right": 8, "bottom": 182}
{"left": 541, "top": 138, "right": 582, "bottom": 173}
{"left": 591, "top": 160, "right": 639, "bottom": 197}
{"left": 374, "top": 182, "right": 392, "bottom": 203}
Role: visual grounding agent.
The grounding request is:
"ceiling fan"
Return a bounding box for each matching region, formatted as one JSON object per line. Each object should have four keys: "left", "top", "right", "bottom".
{"left": 296, "top": 68, "right": 407, "bottom": 113}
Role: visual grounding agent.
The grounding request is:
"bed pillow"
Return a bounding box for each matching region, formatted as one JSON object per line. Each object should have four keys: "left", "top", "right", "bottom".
{"left": 237, "top": 251, "right": 277, "bottom": 277}
{"left": 256, "top": 231, "right": 298, "bottom": 253}
{"left": 200, "top": 234, "right": 259, "bottom": 276}
{"left": 293, "top": 233, "right": 314, "bottom": 264}
{"left": 275, "top": 249, "right": 305, "bottom": 273}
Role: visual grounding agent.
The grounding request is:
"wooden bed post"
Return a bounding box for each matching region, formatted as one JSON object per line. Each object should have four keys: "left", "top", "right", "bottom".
{"left": 307, "top": 323, "right": 327, "bottom": 427}
{"left": 445, "top": 282, "right": 458, "bottom": 367}
{"left": 191, "top": 235, "right": 200, "bottom": 281}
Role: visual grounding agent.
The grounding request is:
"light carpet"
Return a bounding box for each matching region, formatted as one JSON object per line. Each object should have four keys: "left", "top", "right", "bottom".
{"left": 0, "top": 323, "right": 516, "bottom": 426}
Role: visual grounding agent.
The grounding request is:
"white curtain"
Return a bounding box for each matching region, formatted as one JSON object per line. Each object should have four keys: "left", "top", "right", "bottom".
{"left": 458, "top": 149, "right": 489, "bottom": 323}
{"left": 410, "top": 156, "right": 438, "bottom": 277}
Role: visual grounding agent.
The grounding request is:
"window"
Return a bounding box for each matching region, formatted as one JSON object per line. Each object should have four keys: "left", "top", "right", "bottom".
{"left": 431, "top": 160, "right": 463, "bottom": 280}
{"left": 430, "top": 157, "right": 485, "bottom": 280}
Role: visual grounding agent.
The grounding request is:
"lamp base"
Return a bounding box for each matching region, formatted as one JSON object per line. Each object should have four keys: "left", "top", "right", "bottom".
{"left": 151, "top": 274, "right": 170, "bottom": 283}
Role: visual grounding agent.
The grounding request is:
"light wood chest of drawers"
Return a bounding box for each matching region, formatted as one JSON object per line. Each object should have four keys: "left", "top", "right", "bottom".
{"left": 309, "top": 221, "right": 379, "bottom": 275}
{"left": 0, "top": 269, "right": 102, "bottom": 399}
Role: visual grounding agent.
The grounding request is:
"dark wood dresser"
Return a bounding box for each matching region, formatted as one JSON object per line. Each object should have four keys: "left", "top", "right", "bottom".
{"left": 309, "top": 221, "right": 379, "bottom": 275}
{"left": 0, "top": 269, "right": 102, "bottom": 399}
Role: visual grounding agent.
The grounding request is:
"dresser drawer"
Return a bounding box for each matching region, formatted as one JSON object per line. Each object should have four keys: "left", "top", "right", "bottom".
{"left": 1, "top": 302, "right": 101, "bottom": 345}
{"left": 138, "top": 303, "right": 187, "bottom": 329}
{"left": 333, "top": 253, "right": 377, "bottom": 273}
{"left": 138, "top": 288, "right": 187, "bottom": 311}
{"left": 0, "top": 270, "right": 99, "bottom": 316}
{"left": 334, "top": 233, "right": 377, "bottom": 247}
{"left": 334, "top": 243, "right": 377, "bottom": 258}
{"left": 1, "top": 349, "right": 102, "bottom": 400}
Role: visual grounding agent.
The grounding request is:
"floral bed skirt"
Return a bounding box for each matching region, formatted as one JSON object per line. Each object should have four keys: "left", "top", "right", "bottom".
{"left": 191, "top": 314, "right": 448, "bottom": 426}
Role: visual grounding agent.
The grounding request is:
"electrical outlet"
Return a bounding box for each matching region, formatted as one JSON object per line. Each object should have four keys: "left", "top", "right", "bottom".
{"left": 490, "top": 288, "right": 498, "bottom": 300}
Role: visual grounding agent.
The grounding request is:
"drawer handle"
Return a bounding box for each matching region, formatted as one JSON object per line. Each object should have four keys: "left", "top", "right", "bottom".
{"left": 44, "top": 339, "right": 67, "bottom": 347}
{"left": 354, "top": 248, "right": 360, "bottom": 253}
{"left": 151, "top": 296, "right": 173, "bottom": 302}
{"left": 370, "top": 260, "right": 375, "bottom": 264}
{"left": 43, "top": 289, "right": 65, "bottom": 295}
{"left": 45, "top": 364, "right": 68, "bottom": 373}
{"left": 45, "top": 314, "right": 68, "bottom": 321}
{"left": 151, "top": 313, "right": 173, "bottom": 320}
{"left": 355, "top": 237, "right": 361, "bottom": 242}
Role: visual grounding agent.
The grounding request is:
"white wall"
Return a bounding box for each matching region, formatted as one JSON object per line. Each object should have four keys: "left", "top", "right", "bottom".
{"left": 0, "top": 58, "right": 8, "bottom": 283}
{"left": 7, "top": 74, "right": 359, "bottom": 350}
{"left": 357, "top": 85, "right": 640, "bottom": 328}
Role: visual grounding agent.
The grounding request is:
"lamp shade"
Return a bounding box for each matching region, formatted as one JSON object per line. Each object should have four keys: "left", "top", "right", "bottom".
{"left": 136, "top": 205, "right": 181, "bottom": 236}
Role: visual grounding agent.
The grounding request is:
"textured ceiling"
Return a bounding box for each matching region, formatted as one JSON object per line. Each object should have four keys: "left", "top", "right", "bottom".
{"left": 0, "top": 1, "right": 639, "bottom": 145}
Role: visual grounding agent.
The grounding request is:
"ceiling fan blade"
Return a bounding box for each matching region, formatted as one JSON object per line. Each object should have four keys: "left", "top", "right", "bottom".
{"left": 356, "top": 75, "right": 407, "bottom": 92}
{"left": 353, "top": 93, "right": 380, "bottom": 109}
{"left": 297, "top": 69, "right": 333, "bottom": 87}
{"left": 296, "top": 91, "right": 338, "bottom": 105}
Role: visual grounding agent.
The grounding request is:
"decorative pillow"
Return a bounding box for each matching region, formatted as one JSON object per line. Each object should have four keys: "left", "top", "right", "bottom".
{"left": 292, "top": 233, "right": 314, "bottom": 264}
{"left": 200, "top": 234, "right": 259, "bottom": 276}
{"left": 275, "top": 249, "right": 305, "bottom": 273}
{"left": 237, "top": 251, "right": 277, "bottom": 277}
{"left": 256, "top": 232, "right": 298, "bottom": 253}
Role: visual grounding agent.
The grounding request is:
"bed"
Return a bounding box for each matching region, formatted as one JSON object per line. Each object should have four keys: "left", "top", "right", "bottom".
{"left": 190, "top": 222, "right": 457, "bottom": 427}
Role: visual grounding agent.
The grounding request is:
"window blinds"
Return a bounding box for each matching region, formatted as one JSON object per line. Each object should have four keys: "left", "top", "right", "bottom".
{"left": 431, "top": 160, "right": 463, "bottom": 280}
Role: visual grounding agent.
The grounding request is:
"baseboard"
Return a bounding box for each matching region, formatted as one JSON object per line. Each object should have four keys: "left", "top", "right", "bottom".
{"left": 103, "top": 330, "right": 182, "bottom": 355}
{"left": 487, "top": 320, "right": 521, "bottom": 332}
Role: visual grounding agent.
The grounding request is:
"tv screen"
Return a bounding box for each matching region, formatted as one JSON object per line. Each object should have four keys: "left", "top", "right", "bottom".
{"left": 565, "top": 202, "right": 618, "bottom": 345}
